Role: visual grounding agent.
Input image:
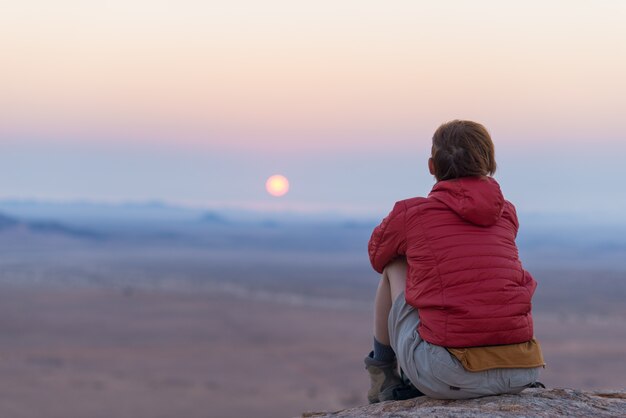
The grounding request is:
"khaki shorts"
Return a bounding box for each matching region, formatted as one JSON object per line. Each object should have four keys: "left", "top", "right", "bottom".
{"left": 388, "top": 292, "right": 541, "bottom": 399}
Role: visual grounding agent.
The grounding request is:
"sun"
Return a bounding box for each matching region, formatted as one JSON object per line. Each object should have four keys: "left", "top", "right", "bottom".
{"left": 265, "top": 174, "right": 290, "bottom": 197}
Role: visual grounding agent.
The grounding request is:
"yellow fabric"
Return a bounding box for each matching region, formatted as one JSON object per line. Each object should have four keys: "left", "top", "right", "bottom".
{"left": 447, "top": 338, "right": 545, "bottom": 372}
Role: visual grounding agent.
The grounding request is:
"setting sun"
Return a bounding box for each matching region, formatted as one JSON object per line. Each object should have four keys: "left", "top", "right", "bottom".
{"left": 265, "top": 174, "right": 289, "bottom": 197}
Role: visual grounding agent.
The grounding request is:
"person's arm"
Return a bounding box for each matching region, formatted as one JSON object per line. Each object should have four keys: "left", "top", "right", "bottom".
{"left": 522, "top": 269, "right": 538, "bottom": 297}
{"left": 502, "top": 200, "right": 520, "bottom": 237}
{"left": 506, "top": 202, "right": 536, "bottom": 295}
{"left": 368, "top": 201, "right": 407, "bottom": 273}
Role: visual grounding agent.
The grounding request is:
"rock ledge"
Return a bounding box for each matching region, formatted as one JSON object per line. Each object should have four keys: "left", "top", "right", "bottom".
{"left": 302, "top": 388, "right": 626, "bottom": 417}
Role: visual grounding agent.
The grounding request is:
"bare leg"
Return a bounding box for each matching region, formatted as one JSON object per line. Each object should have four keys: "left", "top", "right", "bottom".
{"left": 366, "top": 258, "right": 409, "bottom": 403}
{"left": 373, "top": 258, "right": 408, "bottom": 346}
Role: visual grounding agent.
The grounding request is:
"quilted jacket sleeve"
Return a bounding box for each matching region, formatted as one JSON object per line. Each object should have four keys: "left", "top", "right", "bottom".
{"left": 502, "top": 200, "right": 520, "bottom": 237}
{"left": 522, "top": 269, "right": 538, "bottom": 297}
{"left": 368, "top": 201, "right": 407, "bottom": 273}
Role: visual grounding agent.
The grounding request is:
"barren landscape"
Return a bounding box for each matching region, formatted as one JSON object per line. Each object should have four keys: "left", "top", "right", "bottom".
{"left": 0, "top": 206, "right": 625, "bottom": 418}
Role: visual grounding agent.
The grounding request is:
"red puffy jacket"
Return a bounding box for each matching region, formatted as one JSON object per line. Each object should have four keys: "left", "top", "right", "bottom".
{"left": 369, "top": 176, "right": 536, "bottom": 348}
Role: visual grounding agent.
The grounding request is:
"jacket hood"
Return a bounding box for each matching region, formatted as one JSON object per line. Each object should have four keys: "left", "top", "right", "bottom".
{"left": 428, "top": 176, "right": 505, "bottom": 227}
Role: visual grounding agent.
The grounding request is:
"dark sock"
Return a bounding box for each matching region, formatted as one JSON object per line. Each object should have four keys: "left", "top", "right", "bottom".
{"left": 373, "top": 337, "right": 396, "bottom": 363}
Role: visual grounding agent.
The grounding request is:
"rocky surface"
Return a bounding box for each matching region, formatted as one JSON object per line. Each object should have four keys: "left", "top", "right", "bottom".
{"left": 302, "top": 388, "right": 626, "bottom": 417}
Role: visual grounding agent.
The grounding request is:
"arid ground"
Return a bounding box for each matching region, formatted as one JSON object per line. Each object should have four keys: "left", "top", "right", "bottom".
{"left": 0, "top": 278, "right": 624, "bottom": 418}
{"left": 0, "top": 218, "right": 625, "bottom": 417}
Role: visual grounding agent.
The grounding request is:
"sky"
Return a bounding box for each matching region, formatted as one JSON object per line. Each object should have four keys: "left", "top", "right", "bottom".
{"left": 1, "top": 1, "right": 625, "bottom": 219}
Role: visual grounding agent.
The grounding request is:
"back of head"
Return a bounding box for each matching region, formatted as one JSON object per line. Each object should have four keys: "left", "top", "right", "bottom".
{"left": 431, "top": 120, "right": 497, "bottom": 181}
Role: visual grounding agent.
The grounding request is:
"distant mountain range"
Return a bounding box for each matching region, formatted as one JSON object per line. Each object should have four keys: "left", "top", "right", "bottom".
{"left": 0, "top": 213, "right": 19, "bottom": 229}
{"left": 0, "top": 211, "right": 102, "bottom": 239}
{"left": 1, "top": 199, "right": 625, "bottom": 261}
{"left": 1, "top": 198, "right": 624, "bottom": 227}
{"left": 0, "top": 200, "right": 625, "bottom": 270}
{"left": 0, "top": 199, "right": 377, "bottom": 226}
{"left": 200, "top": 211, "right": 230, "bottom": 224}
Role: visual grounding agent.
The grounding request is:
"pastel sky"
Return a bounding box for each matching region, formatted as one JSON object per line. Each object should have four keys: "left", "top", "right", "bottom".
{"left": 1, "top": 1, "right": 625, "bottom": 218}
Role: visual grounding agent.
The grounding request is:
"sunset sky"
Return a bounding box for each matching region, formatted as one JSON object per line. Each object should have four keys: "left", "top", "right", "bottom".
{"left": 1, "top": 1, "right": 625, "bottom": 218}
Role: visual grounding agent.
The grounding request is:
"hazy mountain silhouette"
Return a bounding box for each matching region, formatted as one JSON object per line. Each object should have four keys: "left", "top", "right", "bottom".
{"left": 200, "top": 211, "right": 229, "bottom": 224}
{"left": 0, "top": 211, "right": 102, "bottom": 239}
{"left": 0, "top": 213, "right": 20, "bottom": 229}
{"left": 1, "top": 199, "right": 625, "bottom": 269}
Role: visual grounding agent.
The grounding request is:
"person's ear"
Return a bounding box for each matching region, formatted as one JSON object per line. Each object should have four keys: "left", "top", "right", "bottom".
{"left": 428, "top": 158, "right": 436, "bottom": 176}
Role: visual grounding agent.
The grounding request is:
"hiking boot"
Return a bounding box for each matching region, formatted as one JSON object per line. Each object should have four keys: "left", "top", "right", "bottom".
{"left": 528, "top": 381, "right": 546, "bottom": 388}
{"left": 364, "top": 351, "right": 404, "bottom": 403}
{"left": 391, "top": 383, "right": 425, "bottom": 400}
